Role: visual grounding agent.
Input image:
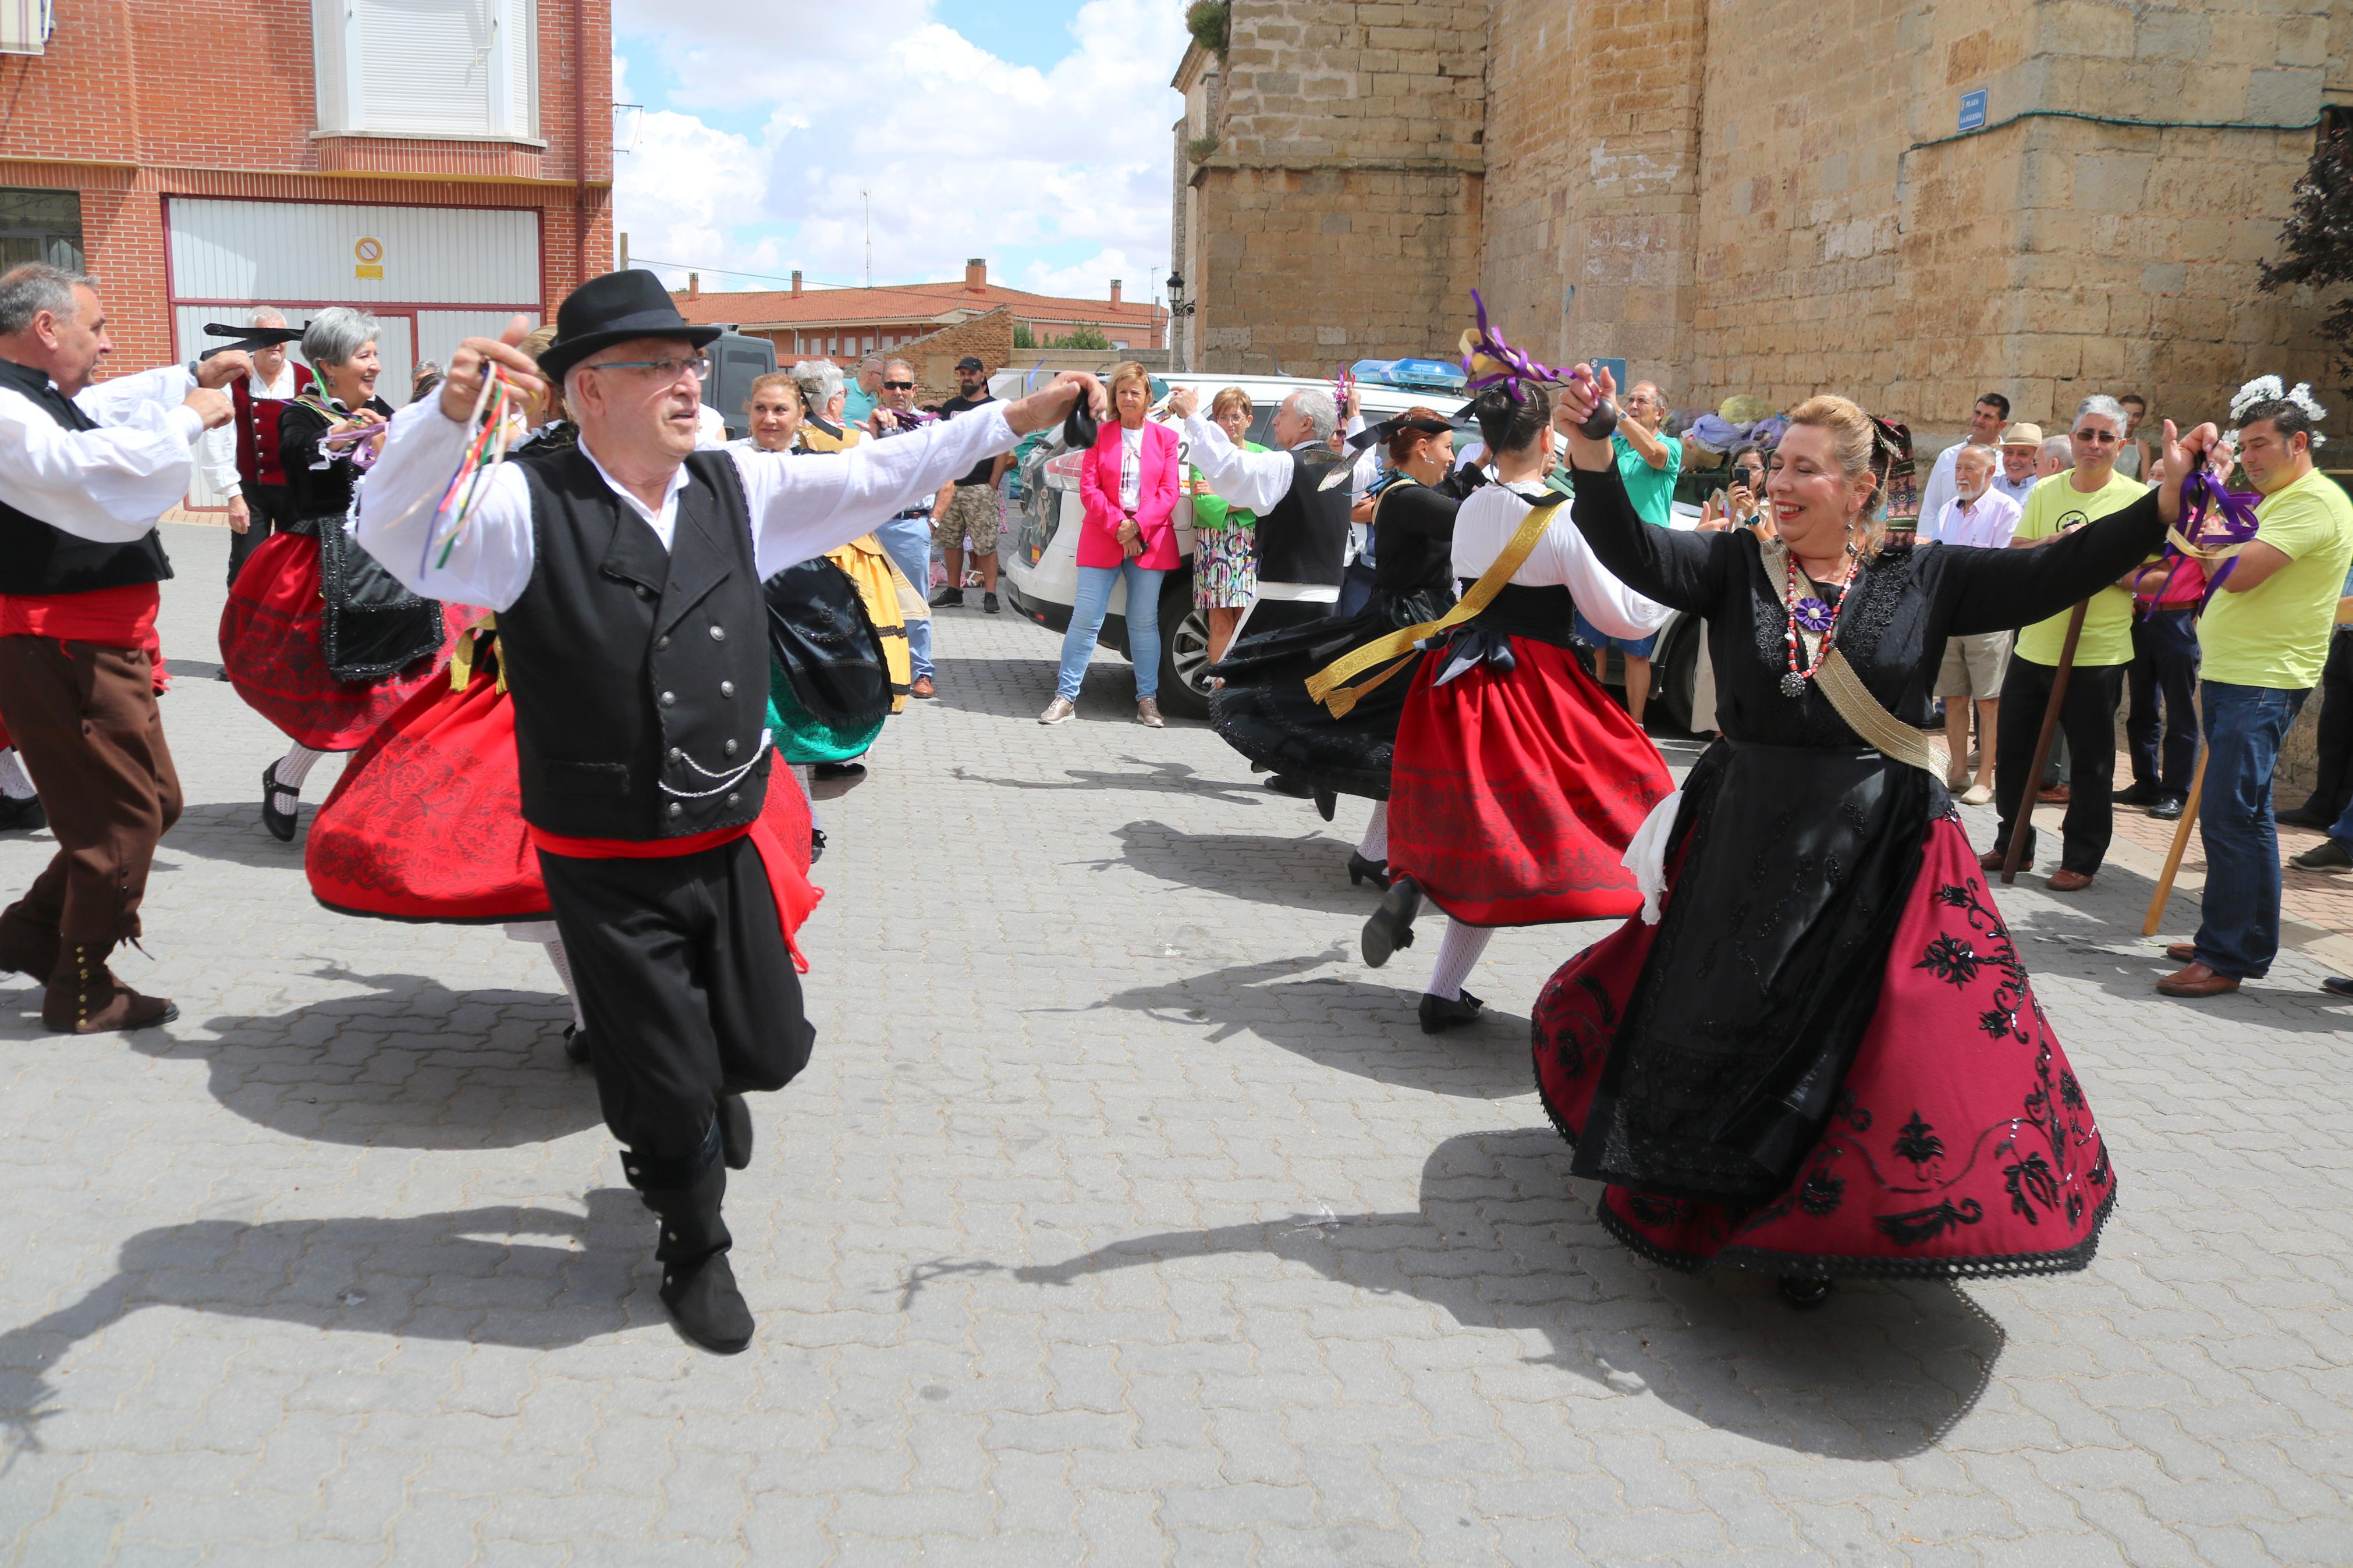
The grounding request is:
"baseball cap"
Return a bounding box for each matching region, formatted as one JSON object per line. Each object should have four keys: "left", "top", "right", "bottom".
{"left": 956, "top": 354, "right": 986, "bottom": 372}
{"left": 1997, "top": 422, "right": 2045, "bottom": 447}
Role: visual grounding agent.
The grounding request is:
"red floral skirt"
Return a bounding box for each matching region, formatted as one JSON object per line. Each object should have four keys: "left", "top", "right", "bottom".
{"left": 219, "top": 532, "right": 462, "bottom": 751}
{"left": 1532, "top": 815, "right": 2115, "bottom": 1279}
{"left": 1386, "top": 638, "right": 1671, "bottom": 926}
{"left": 307, "top": 666, "right": 816, "bottom": 926}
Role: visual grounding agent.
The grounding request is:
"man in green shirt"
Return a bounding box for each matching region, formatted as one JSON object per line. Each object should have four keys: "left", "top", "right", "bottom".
{"left": 1573, "top": 379, "right": 1682, "bottom": 727}
{"left": 2160, "top": 394, "right": 2353, "bottom": 998}
{"left": 1988, "top": 395, "right": 2146, "bottom": 891}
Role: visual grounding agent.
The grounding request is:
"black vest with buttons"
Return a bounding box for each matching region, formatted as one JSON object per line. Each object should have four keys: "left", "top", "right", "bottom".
{"left": 0, "top": 357, "right": 175, "bottom": 597}
{"left": 1251, "top": 447, "right": 1351, "bottom": 586}
{"left": 501, "top": 445, "right": 771, "bottom": 841}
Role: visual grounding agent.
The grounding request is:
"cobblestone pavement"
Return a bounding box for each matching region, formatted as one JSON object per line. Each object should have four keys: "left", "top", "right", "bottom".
{"left": 0, "top": 525, "right": 2347, "bottom": 1566}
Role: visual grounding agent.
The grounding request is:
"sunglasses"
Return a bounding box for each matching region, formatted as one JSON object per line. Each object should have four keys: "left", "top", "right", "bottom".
{"left": 883, "top": 379, "right": 917, "bottom": 390}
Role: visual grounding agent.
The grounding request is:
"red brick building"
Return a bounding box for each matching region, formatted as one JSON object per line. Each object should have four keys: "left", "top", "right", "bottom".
{"left": 673, "top": 258, "right": 1163, "bottom": 365}
{"left": 0, "top": 0, "right": 611, "bottom": 416}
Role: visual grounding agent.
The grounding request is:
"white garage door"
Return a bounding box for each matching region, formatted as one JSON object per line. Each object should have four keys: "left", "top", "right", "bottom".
{"left": 165, "top": 198, "right": 542, "bottom": 505}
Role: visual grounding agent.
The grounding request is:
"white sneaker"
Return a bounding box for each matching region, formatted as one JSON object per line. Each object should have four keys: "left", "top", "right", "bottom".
{"left": 1038, "top": 697, "right": 1076, "bottom": 726}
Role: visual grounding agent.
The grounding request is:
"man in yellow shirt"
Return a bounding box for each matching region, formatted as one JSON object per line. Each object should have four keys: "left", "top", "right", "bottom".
{"left": 2160, "top": 393, "right": 2353, "bottom": 997}
{"left": 1986, "top": 395, "right": 2147, "bottom": 891}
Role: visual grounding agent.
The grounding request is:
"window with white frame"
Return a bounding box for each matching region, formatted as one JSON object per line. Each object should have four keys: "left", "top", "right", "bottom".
{"left": 313, "top": 0, "right": 539, "bottom": 141}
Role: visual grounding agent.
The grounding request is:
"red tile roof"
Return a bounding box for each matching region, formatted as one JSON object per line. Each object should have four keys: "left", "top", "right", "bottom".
{"left": 672, "top": 279, "right": 1157, "bottom": 332}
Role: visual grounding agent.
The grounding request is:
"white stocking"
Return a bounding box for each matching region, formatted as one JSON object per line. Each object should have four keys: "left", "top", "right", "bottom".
{"left": 1426, "top": 919, "right": 1492, "bottom": 1001}
{"left": 542, "top": 938, "right": 587, "bottom": 1030}
{"left": 271, "top": 742, "right": 329, "bottom": 815}
{"left": 0, "top": 748, "right": 34, "bottom": 801}
{"left": 1357, "top": 801, "right": 1389, "bottom": 862}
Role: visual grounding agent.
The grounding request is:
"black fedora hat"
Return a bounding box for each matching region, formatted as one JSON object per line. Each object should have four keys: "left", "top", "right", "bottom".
{"left": 535, "top": 269, "right": 722, "bottom": 382}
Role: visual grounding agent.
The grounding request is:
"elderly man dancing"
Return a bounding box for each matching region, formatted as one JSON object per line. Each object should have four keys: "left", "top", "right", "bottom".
{"left": 358, "top": 271, "right": 1099, "bottom": 1352}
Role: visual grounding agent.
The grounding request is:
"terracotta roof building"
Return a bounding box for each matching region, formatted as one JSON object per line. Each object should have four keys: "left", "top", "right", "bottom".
{"left": 672, "top": 258, "right": 1162, "bottom": 364}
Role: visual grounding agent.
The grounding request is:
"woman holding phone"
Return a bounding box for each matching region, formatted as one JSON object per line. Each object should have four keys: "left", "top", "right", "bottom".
{"left": 1041, "top": 361, "right": 1183, "bottom": 727}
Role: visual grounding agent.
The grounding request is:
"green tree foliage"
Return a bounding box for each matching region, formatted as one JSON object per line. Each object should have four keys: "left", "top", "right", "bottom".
{"left": 2260, "top": 115, "right": 2353, "bottom": 380}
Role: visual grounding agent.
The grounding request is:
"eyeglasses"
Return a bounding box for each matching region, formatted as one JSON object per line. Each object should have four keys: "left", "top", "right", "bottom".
{"left": 882, "top": 379, "right": 917, "bottom": 390}
{"left": 587, "top": 354, "right": 709, "bottom": 382}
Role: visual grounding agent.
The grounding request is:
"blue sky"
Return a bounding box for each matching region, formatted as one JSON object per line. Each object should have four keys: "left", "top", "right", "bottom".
{"left": 610, "top": 0, "right": 1187, "bottom": 304}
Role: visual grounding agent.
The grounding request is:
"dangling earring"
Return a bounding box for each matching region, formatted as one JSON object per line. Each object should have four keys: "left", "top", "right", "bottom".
{"left": 1844, "top": 516, "right": 1862, "bottom": 561}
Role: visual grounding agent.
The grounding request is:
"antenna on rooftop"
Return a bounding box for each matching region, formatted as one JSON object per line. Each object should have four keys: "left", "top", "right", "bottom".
{"left": 861, "top": 189, "right": 871, "bottom": 288}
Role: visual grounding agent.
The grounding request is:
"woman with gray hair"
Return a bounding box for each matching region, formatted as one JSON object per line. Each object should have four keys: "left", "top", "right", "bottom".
{"left": 221, "top": 305, "right": 459, "bottom": 841}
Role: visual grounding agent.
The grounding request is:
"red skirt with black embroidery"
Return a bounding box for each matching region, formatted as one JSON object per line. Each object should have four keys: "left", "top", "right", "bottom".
{"left": 1532, "top": 813, "right": 2116, "bottom": 1279}
{"left": 1385, "top": 638, "right": 1673, "bottom": 926}
{"left": 306, "top": 664, "right": 814, "bottom": 924}
{"left": 219, "top": 532, "right": 465, "bottom": 751}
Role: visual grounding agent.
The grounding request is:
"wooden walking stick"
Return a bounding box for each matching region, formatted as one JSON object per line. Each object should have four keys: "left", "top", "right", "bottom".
{"left": 2141, "top": 748, "right": 2209, "bottom": 937}
{"left": 2000, "top": 600, "right": 2087, "bottom": 885}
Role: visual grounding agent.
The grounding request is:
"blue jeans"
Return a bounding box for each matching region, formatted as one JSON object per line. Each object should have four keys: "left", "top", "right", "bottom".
{"left": 1057, "top": 561, "right": 1166, "bottom": 702}
{"left": 2194, "top": 681, "right": 2308, "bottom": 979}
{"left": 874, "top": 514, "right": 935, "bottom": 680}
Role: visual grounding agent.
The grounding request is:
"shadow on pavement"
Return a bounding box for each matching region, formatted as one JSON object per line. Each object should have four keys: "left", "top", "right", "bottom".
{"left": 0, "top": 1190, "right": 646, "bottom": 1462}
{"left": 953, "top": 757, "right": 1272, "bottom": 808}
{"left": 1010, "top": 1128, "right": 2001, "bottom": 1460}
{"left": 1087, "top": 945, "right": 1533, "bottom": 1100}
{"left": 145, "top": 801, "right": 314, "bottom": 872}
{"left": 1091, "top": 820, "right": 1379, "bottom": 915}
{"left": 80, "top": 963, "right": 601, "bottom": 1149}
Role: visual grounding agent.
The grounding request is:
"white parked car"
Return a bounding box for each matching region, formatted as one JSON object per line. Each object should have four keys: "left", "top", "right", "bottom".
{"left": 993, "top": 371, "right": 1472, "bottom": 719}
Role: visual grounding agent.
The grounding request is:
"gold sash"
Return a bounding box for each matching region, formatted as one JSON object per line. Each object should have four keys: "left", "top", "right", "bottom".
{"left": 447, "top": 614, "right": 507, "bottom": 694}
{"left": 1305, "top": 488, "right": 1568, "bottom": 719}
{"left": 1760, "top": 539, "right": 1946, "bottom": 778}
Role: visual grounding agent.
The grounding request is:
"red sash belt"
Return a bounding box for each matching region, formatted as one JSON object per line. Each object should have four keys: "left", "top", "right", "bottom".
{"left": 526, "top": 817, "right": 818, "bottom": 972}
{"left": 0, "top": 583, "right": 162, "bottom": 648}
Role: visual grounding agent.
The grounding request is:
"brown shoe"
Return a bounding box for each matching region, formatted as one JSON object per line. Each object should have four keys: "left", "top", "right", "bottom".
{"left": 1978, "top": 846, "right": 2027, "bottom": 874}
{"left": 2038, "top": 784, "right": 2071, "bottom": 805}
{"left": 2156, "top": 962, "right": 2240, "bottom": 999}
{"left": 0, "top": 905, "right": 59, "bottom": 981}
{"left": 910, "top": 676, "right": 936, "bottom": 700}
{"left": 2165, "top": 941, "right": 2197, "bottom": 963}
{"left": 1135, "top": 698, "right": 1165, "bottom": 728}
{"left": 2046, "top": 869, "right": 2094, "bottom": 893}
{"left": 41, "top": 941, "right": 178, "bottom": 1034}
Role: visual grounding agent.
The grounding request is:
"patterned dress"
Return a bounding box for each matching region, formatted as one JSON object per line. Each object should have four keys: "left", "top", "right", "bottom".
{"left": 1190, "top": 448, "right": 1264, "bottom": 610}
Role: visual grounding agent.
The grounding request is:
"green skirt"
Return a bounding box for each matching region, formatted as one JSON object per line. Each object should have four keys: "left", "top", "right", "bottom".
{"left": 768, "top": 664, "right": 885, "bottom": 765}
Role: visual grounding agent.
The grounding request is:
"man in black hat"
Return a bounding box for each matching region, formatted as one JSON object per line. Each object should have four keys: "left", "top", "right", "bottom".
{"left": 935, "top": 354, "right": 1009, "bottom": 613}
{"left": 356, "top": 270, "right": 1102, "bottom": 1352}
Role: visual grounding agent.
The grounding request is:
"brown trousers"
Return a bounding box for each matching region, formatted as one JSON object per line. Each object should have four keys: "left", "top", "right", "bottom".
{"left": 0, "top": 637, "right": 182, "bottom": 944}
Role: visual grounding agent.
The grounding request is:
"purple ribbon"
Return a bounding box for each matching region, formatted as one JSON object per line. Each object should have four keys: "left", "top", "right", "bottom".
{"left": 2167, "top": 469, "right": 2262, "bottom": 607}
{"left": 1460, "top": 290, "right": 1570, "bottom": 401}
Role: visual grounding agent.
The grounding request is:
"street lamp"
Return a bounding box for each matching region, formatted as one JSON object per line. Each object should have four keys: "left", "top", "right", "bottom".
{"left": 1166, "top": 271, "right": 1196, "bottom": 371}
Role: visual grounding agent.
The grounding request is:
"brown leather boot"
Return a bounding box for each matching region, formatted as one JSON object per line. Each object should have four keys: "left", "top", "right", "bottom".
{"left": 41, "top": 941, "right": 178, "bottom": 1034}
{"left": 0, "top": 905, "right": 59, "bottom": 981}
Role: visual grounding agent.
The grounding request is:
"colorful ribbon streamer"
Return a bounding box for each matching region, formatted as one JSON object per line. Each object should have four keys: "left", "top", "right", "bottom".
{"left": 2145, "top": 468, "right": 2262, "bottom": 612}
{"left": 1457, "top": 290, "right": 1569, "bottom": 400}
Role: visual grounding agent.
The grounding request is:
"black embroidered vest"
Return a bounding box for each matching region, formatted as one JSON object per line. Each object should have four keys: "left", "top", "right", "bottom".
{"left": 501, "top": 445, "right": 772, "bottom": 841}
{"left": 0, "top": 357, "right": 175, "bottom": 597}
{"left": 1251, "top": 447, "right": 1351, "bottom": 586}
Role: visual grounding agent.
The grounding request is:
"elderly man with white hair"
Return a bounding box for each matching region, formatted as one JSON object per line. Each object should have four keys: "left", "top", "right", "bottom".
{"left": 1986, "top": 393, "right": 2148, "bottom": 893}
{"left": 356, "top": 270, "right": 1102, "bottom": 1354}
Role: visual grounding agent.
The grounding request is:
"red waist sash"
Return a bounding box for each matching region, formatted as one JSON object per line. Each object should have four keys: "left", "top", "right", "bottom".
{"left": 0, "top": 582, "right": 162, "bottom": 648}
{"left": 526, "top": 817, "right": 816, "bottom": 972}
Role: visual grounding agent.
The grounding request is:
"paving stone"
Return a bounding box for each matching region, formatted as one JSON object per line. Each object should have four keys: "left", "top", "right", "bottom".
{"left": 0, "top": 531, "right": 2344, "bottom": 1563}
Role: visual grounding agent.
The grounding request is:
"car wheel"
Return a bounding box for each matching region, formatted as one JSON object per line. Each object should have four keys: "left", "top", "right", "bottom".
{"left": 1158, "top": 574, "right": 1213, "bottom": 720}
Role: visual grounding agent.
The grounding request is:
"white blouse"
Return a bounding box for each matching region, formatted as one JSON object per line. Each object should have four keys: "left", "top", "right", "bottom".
{"left": 1119, "top": 425, "right": 1144, "bottom": 512}
{"left": 1449, "top": 481, "right": 1671, "bottom": 641}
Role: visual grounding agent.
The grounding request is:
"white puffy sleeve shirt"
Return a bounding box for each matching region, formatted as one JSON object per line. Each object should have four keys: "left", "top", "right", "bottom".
{"left": 1449, "top": 481, "right": 1671, "bottom": 640}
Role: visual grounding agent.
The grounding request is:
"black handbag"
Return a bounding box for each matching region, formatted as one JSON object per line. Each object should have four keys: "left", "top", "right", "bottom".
{"left": 314, "top": 516, "right": 447, "bottom": 684}
{"left": 762, "top": 557, "right": 893, "bottom": 727}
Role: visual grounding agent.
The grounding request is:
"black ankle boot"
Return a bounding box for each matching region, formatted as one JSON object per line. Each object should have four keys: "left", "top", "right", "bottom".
{"left": 1361, "top": 876, "right": 1422, "bottom": 969}
{"left": 624, "top": 1130, "right": 754, "bottom": 1354}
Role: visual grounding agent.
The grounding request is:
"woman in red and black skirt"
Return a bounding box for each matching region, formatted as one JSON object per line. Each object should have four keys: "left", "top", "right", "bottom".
{"left": 220, "top": 308, "right": 463, "bottom": 840}
{"left": 1362, "top": 382, "right": 1673, "bottom": 1033}
{"left": 1535, "top": 368, "right": 2203, "bottom": 1301}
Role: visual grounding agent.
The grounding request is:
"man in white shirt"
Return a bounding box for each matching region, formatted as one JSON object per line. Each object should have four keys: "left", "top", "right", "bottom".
{"left": 1993, "top": 422, "right": 2042, "bottom": 506}
{"left": 356, "top": 272, "right": 1100, "bottom": 1353}
{"left": 199, "top": 306, "right": 312, "bottom": 586}
{"left": 0, "top": 262, "right": 240, "bottom": 1033}
{"left": 1915, "top": 392, "right": 2010, "bottom": 542}
{"left": 1933, "top": 445, "right": 2021, "bottom": 805}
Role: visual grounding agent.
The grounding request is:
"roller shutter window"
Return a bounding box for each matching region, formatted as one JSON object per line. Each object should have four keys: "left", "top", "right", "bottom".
{"left": 317, "top": 0, "right": 537, "bottom": 140}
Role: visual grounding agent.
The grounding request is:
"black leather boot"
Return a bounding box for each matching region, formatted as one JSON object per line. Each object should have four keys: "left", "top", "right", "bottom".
{"left": 624, "top": 1129, "right": 753, "bottom": 1354}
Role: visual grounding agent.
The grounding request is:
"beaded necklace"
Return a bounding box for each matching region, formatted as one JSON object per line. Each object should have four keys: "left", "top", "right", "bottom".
{"left": 1779, "top": 549, "right": 1859, "bottom": 698}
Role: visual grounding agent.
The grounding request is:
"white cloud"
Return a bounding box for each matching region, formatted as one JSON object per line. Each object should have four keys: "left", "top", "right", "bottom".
{"left": 610, "top": 0, "right": 1186, "bottom": 296}
{"left": 1020, "top": 248, "right": 1147, "bottom": 303}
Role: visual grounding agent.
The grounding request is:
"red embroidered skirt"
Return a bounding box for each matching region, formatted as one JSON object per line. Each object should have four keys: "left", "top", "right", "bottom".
{"left": 307, "top": 666, "right": 815, "bottom": 925}
{"left": 219, "top": 532, "right": 461, "bottom": 751}
{"left": 1385, "top": 638, "right": 1671, "bottom": 927}
{"left": 1532, "top": 813, "right": 2115, "bottom": 1279}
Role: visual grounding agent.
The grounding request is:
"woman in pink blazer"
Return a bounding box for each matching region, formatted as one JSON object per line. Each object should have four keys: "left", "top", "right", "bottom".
{"left": 1042, "top": 361, "right": 1184, "bottom": 727}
